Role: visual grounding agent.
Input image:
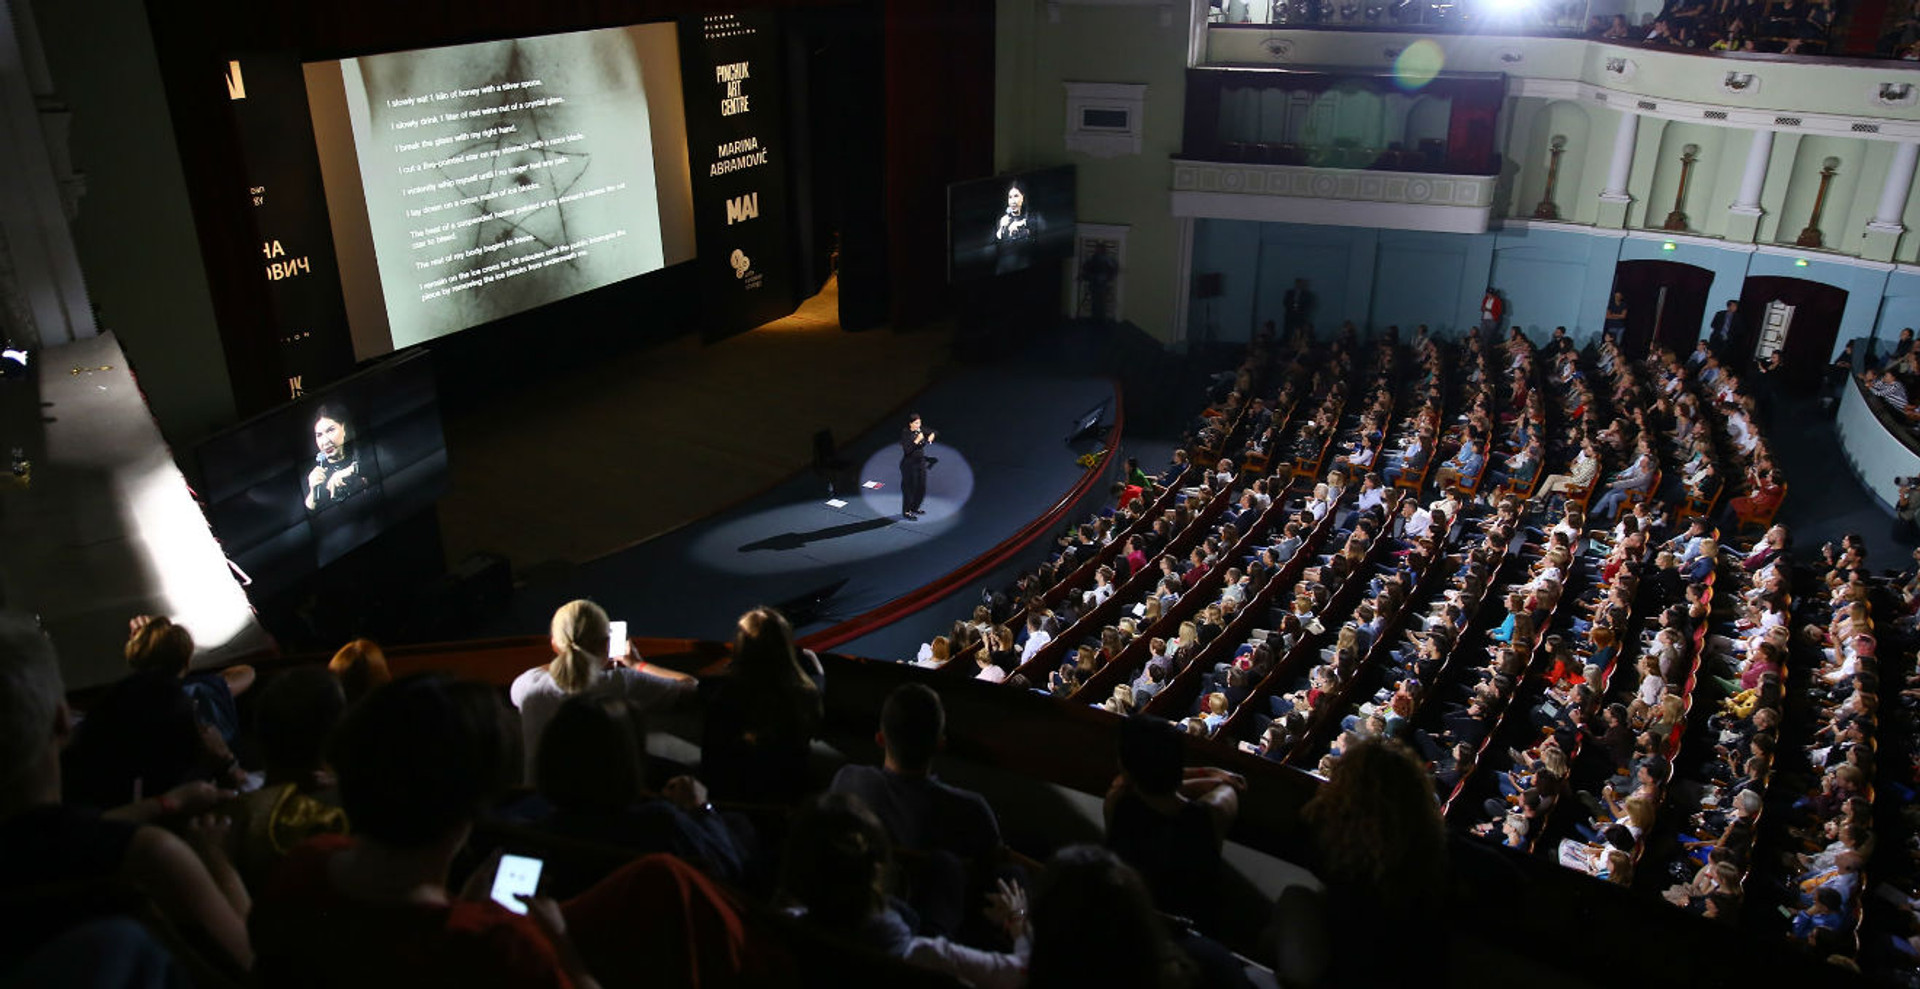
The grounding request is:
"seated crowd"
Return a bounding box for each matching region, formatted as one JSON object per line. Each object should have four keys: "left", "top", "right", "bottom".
{"left": 1588, "top": 0, "right": 1842, "bottom": 54}
{"left": 10, "top": 319, "right": 1918, "bottom": 986}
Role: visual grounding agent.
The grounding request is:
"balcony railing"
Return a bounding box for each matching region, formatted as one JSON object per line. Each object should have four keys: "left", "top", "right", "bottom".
{"left": 1183, "top": 67, "right": 1505, "bottom": 176}
{"left": 1210, "top": 1, "right": 1884, "bottom": 59}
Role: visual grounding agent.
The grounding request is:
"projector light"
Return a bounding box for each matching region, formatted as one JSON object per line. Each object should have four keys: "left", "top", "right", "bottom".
{"left": 1, "top": 349, "right": 26, "bottom": 366}
{"left": 1795, "top": 258, "right": 1810, "bottom": 266}
{"left": 1483, "top": 0, "right": 1533, "bottom": 14}
{"left": 1661, "top": 241, "right": 1677, "bottom": 251}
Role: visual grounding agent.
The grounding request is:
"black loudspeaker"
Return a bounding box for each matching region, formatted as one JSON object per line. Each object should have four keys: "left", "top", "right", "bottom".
{"left": 1195, "top": 272, "right": 1224, "bottom": 299}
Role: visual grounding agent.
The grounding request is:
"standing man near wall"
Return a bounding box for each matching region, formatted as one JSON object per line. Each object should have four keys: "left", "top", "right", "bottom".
{"left": 1284, "top": 279, "right": 1315, "bottom": 342}
{"left": 1710, "top": 300, "right": 1744, "bottom": 362}
{"left": 1480, "top": 289, "right": 1505, "bottom": 336}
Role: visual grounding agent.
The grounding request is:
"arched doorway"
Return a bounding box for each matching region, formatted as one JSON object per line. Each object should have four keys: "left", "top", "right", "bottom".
{"left": 1610, "top": 260, "right": 1716, "bottom": 359}
{"left": 1737, "top": 276, "right": 1847, "bottom": 392}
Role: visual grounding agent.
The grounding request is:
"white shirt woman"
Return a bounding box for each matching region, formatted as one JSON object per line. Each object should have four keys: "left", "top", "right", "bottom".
{"left": 510, "top": 600, "right": 694, "bottom": 779}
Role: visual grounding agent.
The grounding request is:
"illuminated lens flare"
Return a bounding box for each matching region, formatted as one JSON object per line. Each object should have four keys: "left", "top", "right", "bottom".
{"left": 1393, "top": 40, "right": 1445, "bottom": 91}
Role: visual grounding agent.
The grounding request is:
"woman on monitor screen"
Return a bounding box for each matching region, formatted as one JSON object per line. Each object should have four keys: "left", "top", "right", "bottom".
{"left": 994, "top": 181, "right": 1045, "bottom": 274}
{"left": 304, "top": 404, "right": 375, "bottom": 511}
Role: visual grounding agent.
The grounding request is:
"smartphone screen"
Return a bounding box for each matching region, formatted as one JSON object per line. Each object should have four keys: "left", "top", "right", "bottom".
{"left": 490, "top": 854, "right": 544, "bottom": 915}
{"left": 609, "top": 620, "right": 629, "bottom": 659}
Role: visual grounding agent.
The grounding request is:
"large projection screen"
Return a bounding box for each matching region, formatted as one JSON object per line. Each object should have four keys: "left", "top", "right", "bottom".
{"left": 305, "top": 23, "right": 696, "bottom": 360}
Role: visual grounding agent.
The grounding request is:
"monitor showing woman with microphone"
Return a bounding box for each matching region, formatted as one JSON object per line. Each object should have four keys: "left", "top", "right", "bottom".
{"left": 304, "top": 403, "right": 380, "bottom": 513}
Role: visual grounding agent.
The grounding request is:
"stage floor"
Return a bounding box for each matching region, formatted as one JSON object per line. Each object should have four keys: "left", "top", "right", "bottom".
{"left": 486, "top": 368, "right": 1117, "bottom": 644}
{"left": 436, "top": 278, "right": 954, "bottom": 572}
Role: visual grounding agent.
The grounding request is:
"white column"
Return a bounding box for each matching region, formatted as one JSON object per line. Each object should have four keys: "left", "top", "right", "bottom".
{"left": 1599, "top": 111, "right": 1639, "bottom": 202}
{"left": 1731, "top": 129, "right": 1775, "bottom": 213}
{"left": 1869, "top": 141, "right": 1920, "bottom": 231}
{"left": 1170, "top": 216, "right": 1196, "bottom": 348}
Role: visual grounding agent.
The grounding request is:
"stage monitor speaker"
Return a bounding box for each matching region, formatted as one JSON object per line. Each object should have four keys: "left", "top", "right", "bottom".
{"left": 1067, "top": 398, "right": 1111, "bottom": 443}
{"left": 1194, "top": 272, "right": 1224, "bottom": 299}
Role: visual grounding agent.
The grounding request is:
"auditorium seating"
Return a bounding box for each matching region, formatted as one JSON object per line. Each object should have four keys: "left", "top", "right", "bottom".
{"left": 30, "top": 322, "right": 1912, "bottom": 989}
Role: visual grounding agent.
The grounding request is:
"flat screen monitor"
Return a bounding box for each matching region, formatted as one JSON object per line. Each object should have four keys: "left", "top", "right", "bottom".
{"left": 197, "top": 352, "right": 449, "bottom": 595}
{"left": 303, "top": 22, "right": 698, "bottom": 360}
{"left": 948, "top": 165, "right": 1076, "bottom": 283}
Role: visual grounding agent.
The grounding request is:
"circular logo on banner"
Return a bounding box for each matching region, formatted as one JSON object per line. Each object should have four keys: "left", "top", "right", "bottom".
{"left": 730, "top": 249, "right": 752, "bottom": 278}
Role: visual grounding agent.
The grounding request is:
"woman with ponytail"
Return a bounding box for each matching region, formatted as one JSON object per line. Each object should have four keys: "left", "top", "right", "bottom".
{"left": 510, "top": 600, "right": 695, "bottom": 780}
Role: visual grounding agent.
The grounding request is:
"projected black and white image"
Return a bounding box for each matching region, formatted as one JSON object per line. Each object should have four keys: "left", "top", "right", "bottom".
{"left": 308, "top": 23, "right": 693, "bottom": 354}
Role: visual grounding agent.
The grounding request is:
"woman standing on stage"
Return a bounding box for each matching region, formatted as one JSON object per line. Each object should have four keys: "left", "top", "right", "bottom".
{"left": 900, "top": 413, "right": 935, "bottom": 519}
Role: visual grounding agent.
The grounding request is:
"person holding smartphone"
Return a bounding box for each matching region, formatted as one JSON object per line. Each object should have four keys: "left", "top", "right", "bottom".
{"left": 510, "top": 600, "right": 695, "bottom": 780}
{"left": 252, "top": 673, "right": 779, "bottom": 987}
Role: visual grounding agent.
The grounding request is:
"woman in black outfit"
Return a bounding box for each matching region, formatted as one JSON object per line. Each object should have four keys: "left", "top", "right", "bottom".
{"left": 899, "top": 413, "right": 935, "bottom": 519}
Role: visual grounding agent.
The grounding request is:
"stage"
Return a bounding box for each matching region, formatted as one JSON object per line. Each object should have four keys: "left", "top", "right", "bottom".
{"left": 484, "top": 367, "right": 1120, "bottom": 652}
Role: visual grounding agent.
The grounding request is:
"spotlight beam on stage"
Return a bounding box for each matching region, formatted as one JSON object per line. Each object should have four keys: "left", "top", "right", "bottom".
{"left": 685, "top": 444, "right": 974, "bottom": 577}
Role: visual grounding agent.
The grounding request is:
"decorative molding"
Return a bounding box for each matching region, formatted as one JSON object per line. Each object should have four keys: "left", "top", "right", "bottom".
{"left": 1487, "top": 224, "right": 1907, "bottom": 273}
{"left": 1172, "top": 160, "right": 1493, "bottom": 207}
{"left": 1260, "top": 35, "right": 1295, "bottom": 61}
{"left": 1064, "top": 81, "right": 1147, "bottom": 158}
{"left": 1603, "top": 57, "right": 1637, "bottom": 81}
{"left": 1170, "top": 160, "right": 1495, "bottom": 233}
{"left": 1506, "top": 76, "right": 1920, "bottom": 143}
{"left": 1722, "top": 72, "right": 1758, "bottom": 95}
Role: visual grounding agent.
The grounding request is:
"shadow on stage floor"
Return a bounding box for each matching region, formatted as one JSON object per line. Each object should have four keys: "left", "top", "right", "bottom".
{"left": 484, "top": 367, "right": 1121, "bottom": 645}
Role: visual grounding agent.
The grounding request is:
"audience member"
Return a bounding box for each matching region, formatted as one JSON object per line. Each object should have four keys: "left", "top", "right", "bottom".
{"left": 1105, "top": 715, "right": 1242, "bottom": 925}
{"left": 778, "top": 792, "right": 1025, "bottom": 987}
{"left": 1278, "top": 737, "right": 1446, "bottom": 988}
{"left": 326, "top": 637, "right": 390, "bottom": 703}
{"left": 511, "top": 599, "right": 695, "bottom": 779}
{"left": 0, "top": 613, "right": 252, "bottom": 974}
{"left": 125, "top": 615, "right": 254, "bottom": 745}
{"left": 225, "top": 668, "right": 348, "bottom": 889}
{"left": 701, "top": 606, "right": 825, "bottom": 803}
{"left": 254, "top": 673, "right": 776, "bottom": 987}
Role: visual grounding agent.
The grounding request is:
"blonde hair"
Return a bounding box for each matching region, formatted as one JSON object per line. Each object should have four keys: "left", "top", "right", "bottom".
{"left": 548, "top": 600, "right": 610, "bottom": 693}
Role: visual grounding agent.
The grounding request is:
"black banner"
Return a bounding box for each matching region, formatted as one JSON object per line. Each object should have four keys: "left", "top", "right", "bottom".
{"left": 680, "top": 11, "right": 793, "bottom": 340}
{"left": 223, "top": 52, "right": 356, "bottom": 401}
